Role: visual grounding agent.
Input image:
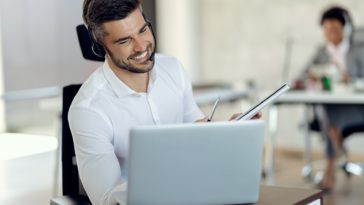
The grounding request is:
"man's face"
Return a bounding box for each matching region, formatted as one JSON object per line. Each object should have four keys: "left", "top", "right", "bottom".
{"left": 323, "top": 19, "right": 344, "bottom": 46}
{"left": 101, "top": 9, "right": 155, "bottom": 73}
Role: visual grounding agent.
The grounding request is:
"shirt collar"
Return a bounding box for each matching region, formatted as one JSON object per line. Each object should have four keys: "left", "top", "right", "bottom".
{"left": 326, "top": 39, "right": 350, "bottom": 55}
{"left": 148, "top": 62, "right": 158, "bottom": 91}
{"left": 102, "top": 59, "right": 158, "bottom": 98}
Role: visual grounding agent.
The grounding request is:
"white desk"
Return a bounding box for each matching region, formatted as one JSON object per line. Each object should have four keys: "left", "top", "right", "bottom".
{"left": 265, "top": 90, "right": 364, "bottom": 183}
{"left": 0, "top": 133, "right": 57, "bottom": 161}
{"left": 275, "top": 90, "right": 364, "bottom": 104}
{"left": 0, "top": 133, "right": 58, "bottom": 203}
{"left": 194, "top": 87, "right": 250, "bottom": 106}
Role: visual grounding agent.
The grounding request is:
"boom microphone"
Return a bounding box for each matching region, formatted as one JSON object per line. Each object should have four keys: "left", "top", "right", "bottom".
{"left": 149, "top": 51, "right": 155, "bottom": 61}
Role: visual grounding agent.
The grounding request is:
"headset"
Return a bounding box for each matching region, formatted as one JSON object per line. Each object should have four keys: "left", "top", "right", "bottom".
{"left": 88, "top": 28, "right": 106, "bottom": 58}
{"left": 87, "top": 11, "right": 156, "bottom": 59}
{"left": 341, "top": 10, "right": 353, "bottom": 42}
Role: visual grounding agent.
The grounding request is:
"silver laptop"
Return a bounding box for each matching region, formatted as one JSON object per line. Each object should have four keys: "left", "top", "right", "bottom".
{"left": 127, "top": 120, "right": 265, "bottom": 205}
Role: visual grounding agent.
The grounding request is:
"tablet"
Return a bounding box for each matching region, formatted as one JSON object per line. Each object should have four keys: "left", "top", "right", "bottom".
{"left": 235, "top": 83, "right": 290, "bottom": 121}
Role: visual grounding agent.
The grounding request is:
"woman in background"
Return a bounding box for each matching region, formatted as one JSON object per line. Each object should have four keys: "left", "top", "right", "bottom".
{"left": 302, "top": 6, "right": 364, "bottom": 191}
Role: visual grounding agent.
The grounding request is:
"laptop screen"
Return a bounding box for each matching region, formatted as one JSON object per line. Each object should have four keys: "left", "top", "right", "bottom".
{"left": 127, "top": 120, "right": 265, "bottom": 205}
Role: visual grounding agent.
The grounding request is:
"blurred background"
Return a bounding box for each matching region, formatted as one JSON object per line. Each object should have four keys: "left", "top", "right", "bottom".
{"left": 1, "top": 0, "right": 364, "bottom": 204}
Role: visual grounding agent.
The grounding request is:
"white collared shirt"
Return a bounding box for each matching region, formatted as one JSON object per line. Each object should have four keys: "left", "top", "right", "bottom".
{"left": 68, "top": 54, "right": 204, "bottom": 205}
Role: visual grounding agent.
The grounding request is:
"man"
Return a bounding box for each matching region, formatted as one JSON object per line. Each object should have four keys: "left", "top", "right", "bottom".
{"left": 301, "top": 6, "right": 364, "bottom": 191}
{"left": 69, "top": 0, "right": 252, "bottom": 204}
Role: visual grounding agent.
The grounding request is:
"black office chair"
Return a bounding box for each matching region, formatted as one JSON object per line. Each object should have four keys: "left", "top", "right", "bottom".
{"left": 50, "top": 24, "right": 103, "bottom": 205}
{"left": 302, "top": 110, "right": 364, "bottom": 181}
{"left": 50, "top": 84, "right": 91, "bottom": 205}
{"left": 341, "top": 122, "right": 364, "bottom": 177}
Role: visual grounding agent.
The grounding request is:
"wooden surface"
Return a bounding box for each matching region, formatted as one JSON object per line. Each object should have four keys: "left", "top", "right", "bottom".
{"left": 257, "top": 185, "right": 323, "bottom": 205}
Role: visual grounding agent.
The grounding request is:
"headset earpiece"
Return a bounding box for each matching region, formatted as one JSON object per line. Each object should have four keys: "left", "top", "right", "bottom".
{"left": 87, "top": 27, "right": 106, "bottom": 58}
{"left": 91, "top": 42, "right": 106, "bottom": 58}
{"left": 342, "top": 11, "right": 353, "bottom": 41}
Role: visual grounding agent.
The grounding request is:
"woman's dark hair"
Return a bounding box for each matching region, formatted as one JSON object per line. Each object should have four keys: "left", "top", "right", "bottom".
{"left": 83, "top": 0, "right": 141, "bottom": 42}
{"left": 320, "top": 6, "right": 351, "bottom": 27}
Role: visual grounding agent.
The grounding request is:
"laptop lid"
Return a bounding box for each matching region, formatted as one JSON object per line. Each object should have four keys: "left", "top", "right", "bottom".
{"left": 127, "top": 120, "right": 265, "bottom": 205}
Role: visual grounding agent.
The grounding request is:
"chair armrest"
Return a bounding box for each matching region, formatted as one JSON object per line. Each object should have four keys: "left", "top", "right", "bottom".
{"left": 50, "top": 195, "right": 91, "bottom": 205}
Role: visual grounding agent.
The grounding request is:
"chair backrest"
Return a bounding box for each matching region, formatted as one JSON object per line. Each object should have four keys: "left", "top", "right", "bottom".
{"left": 61, "top": 84, "right": 89, "bottom": 201}
{"left": 342, "top": 122, "right": 364, "bottom": 138}
{"left": 353, "top": 27, "right": 364, "bottom": 44}
{"left": 76, "top": 25, "right": 104, "bottom": 62}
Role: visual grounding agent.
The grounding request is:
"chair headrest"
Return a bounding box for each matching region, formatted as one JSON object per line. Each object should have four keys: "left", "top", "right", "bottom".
{"left": 76, "top": 24, "right": 105, "bottom": 62}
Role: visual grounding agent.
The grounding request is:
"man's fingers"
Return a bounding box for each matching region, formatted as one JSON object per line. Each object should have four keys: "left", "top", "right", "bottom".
{"left": 229, "top": 113, "right": 242, "bottom": 121}
{"left": 251, "top": 112, "right": 262, "bottom": 119}
{"left": 195, "top": 117, "right": 208, "bottom": 123}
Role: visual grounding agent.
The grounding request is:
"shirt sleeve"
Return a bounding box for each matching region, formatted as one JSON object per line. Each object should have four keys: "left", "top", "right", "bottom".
{"left": 299, "top": 46, "right": 326, "bottom": 81}
{"left": 68, "top": 107, "right": 127, "bottom": 205}
{"left": 176, "top": 62, "right": 205, "bottom": 123}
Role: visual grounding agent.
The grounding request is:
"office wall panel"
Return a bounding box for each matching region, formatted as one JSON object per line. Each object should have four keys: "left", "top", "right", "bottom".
{"left": 199, "top": 0, "right": 364, "bottom": 88}
{"left": 0, "top": 0, "right": 99, "bottom": 92}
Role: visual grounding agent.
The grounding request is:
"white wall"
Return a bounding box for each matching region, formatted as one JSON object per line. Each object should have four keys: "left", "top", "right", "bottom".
{"left": 199, "top": 0, "right": 364, "bottom": 88}
{"left": 0, "top": 0, "right": 100, "bottom": 92}
{"left": 0, "top": 15, "right": 5, "bottom": 132}
{"left": 0, "top": 0, "right": 101, "bottom": 131}
{"left": 156, "top": 0, "right": 201, "bottom": 82}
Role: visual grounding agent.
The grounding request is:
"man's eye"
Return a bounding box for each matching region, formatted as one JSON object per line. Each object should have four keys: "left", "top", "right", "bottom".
{"left": 119, "top": 39, "right": 130, "bottom": 45}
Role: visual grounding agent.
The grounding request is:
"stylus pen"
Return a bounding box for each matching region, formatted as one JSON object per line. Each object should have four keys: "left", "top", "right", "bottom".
{"left": 207, "top": 96, "right": 221, "bottom": 122}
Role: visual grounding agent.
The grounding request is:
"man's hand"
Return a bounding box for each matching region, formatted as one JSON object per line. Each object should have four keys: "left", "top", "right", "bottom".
{"left": 251, "top": 112, "right": 262, "bottom": 120}
{"left": 308, "top": 73, "right": 319, "bottom": 82}
{"left": 229, "top": 112, "right": 262, "bottom": 121}
{"left": 341, "top": 72, "right": 351, "bottom": 84}
{"left": 195, "top": 117, "right": 208, "bottom": 123}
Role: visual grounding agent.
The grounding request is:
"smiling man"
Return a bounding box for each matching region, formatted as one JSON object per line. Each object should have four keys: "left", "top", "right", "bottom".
{"left": 68, "top": 0, "right": 207, "bottom": 204}
{"left": 68, "top": 0, "right": 258, "bottom": 204}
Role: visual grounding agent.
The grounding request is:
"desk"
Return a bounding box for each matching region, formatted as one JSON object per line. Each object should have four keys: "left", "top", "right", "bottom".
{"left": 257, "top": 185, "right": 323, "bottom": 205}
{"left": 50, "top": 186, "right": 323, "bottom": 205}
{"left": 194, "top": 87, "right": 249, "bottom": 106}
{"left": 265, "top": 90, "right": 364, "bottom": 183}
{"left": 0, "top": 133, "right": 58, "bottom": 204}
{"left": 0, "top": 133, "right": 57, "bottom": 160}
{"left": 275, "top": 90, "right": 364, "bottom": 105}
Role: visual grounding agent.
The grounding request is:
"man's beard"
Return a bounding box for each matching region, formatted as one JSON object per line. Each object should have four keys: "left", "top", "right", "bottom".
{"left": 106, "top": 44, "right": 155, "bottom": 74}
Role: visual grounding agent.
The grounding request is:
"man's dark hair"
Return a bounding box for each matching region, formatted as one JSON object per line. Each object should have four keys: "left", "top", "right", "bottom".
{"left": 320, "top": 6, "right": 351, "bottom": 27}
{"left": 83, "top": 0, "right": 141, "bottom": 43}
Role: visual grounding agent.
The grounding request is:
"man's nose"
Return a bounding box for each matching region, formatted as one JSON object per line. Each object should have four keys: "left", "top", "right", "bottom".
{"left": 133, "top": 37, "right": 146, "bottom": 52}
